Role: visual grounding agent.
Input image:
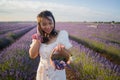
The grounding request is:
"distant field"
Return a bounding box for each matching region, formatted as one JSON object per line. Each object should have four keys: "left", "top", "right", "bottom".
{"left": 56, "top": 22, "right": 120, "bottom": 65}
{"left": 0, "top": 22, "right": 120, "bottom": 80}
{"left": 0, "top": 22, "right": 36, "bottom": 50}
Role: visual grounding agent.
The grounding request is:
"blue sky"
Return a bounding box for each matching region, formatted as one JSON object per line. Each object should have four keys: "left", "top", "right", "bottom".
{"left": 0, "top": 0, "right": 120, "bottom": 22}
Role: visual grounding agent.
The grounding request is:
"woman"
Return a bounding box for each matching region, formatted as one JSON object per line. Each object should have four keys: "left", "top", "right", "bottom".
{"left": 29, "top": 10, "right": 72, "bottom": 80}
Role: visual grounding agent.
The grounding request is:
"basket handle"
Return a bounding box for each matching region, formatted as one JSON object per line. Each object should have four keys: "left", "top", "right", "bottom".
{"left": 50, "top": 49, "right": 56, "bottom": 68}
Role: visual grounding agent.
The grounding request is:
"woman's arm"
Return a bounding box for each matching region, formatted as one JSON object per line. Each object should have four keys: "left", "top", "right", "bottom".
{"left": 29, "top": 40, "right": 40, "bottom": 59}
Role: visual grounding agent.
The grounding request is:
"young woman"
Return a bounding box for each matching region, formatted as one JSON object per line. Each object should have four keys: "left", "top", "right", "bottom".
{"left": 29, "top": 10, "right": 72, "bottom": 80}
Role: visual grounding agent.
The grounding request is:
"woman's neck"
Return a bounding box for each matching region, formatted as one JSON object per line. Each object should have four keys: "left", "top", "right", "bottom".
{"left": 46, "top": 36, "right": 57, "bottom": 44}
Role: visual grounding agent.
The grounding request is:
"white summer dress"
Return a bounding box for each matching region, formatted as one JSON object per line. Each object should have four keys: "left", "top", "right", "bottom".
{"left": 30, "top": 30, "right": 72, "bottom": 80}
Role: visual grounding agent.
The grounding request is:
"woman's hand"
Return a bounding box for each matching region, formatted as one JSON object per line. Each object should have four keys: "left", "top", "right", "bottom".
{"left": 53, "top": 44, "right": 65, "bottom": 52}
{"left": 32, "top": 33, "right": 42, "bottom": 43}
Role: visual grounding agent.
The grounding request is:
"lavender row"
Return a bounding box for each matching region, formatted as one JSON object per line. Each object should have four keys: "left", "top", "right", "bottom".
{"left": 0, "top": 27, "right": 39, "bottom": 80}
{"left": 0, "top": 25, "right": 35, "bottom": 39}
{"left": 0, "top": 22, "right": 36, "bottom": 34}
{"left": 56, "top": 22, "right": 120, "bottom": 48}
{"left": 70, "top": 40, "right": 120, "bottom": 75}
{"left": 0, "top": 25, "right": 36, "bottom": 50}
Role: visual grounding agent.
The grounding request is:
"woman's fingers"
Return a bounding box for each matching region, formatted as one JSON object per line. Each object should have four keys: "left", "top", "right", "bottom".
{"left": 54, "top": 46, "right": 58, "bottom": 51}
{"left": 60, "top": 44, "right": 65, "bottom": 51}
{"left": 54, "top": 44, "right": 65, "bottom": 52}
{"left": 61, "top": 45, "right": 65, "bottom": 51}
{"left": 58, "top": 44, "right": 61, "bottom": 51}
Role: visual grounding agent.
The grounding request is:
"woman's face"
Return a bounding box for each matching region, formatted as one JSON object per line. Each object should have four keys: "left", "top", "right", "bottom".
{"left": 40, "top": 17, "right": 54, "bottom": 34}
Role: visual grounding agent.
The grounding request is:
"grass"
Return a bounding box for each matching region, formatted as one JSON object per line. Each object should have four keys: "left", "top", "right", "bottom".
{"left": 93, "top": 33, "right": 120, "bottom": 45}
{"left": 70, "top": 35, "right": 120, "bottom": 65}
{"left": 70, "top": 47, "right": 120, "bottom": 80}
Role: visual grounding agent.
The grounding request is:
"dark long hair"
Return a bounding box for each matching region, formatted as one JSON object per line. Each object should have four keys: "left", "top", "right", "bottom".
{"left": 37, "top": 10, "right": 58, "bottom": 43}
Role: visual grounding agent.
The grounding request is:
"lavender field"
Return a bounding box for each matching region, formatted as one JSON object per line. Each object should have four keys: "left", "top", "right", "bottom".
{"left": 0, "top": 22, "right": 36, "bottom": 50}
{"left": 0, "top": 22, "right": 120, "bottom": 80}
{"left": 56, "top": 22, "right": 120, "bottom": 65}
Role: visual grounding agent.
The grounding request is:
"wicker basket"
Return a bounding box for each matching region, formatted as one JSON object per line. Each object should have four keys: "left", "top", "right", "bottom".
{"left": 50, "top": 49, "right": 71, "bottom": 67}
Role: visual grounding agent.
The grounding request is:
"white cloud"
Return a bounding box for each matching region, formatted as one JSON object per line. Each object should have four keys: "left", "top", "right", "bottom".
{"left": 0, "top": 0, "right": 119, "bottom": 21}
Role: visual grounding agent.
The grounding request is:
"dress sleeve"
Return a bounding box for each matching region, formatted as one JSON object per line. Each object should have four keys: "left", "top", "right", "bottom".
{"left": 58, "top": 30, "right": 72, "bottom": 49}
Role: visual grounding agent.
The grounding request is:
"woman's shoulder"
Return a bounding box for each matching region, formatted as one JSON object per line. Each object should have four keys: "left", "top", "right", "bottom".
{"left": 57, "top": 30, "right": 69, "bottom": 39}
{"left": 59, "top": 30, "right": 68, "bottom": 35}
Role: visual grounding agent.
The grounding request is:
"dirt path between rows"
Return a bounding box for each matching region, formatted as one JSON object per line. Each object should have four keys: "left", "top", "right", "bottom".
{"left": 66, "top": 67, "right": 80, "bottom": 80}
